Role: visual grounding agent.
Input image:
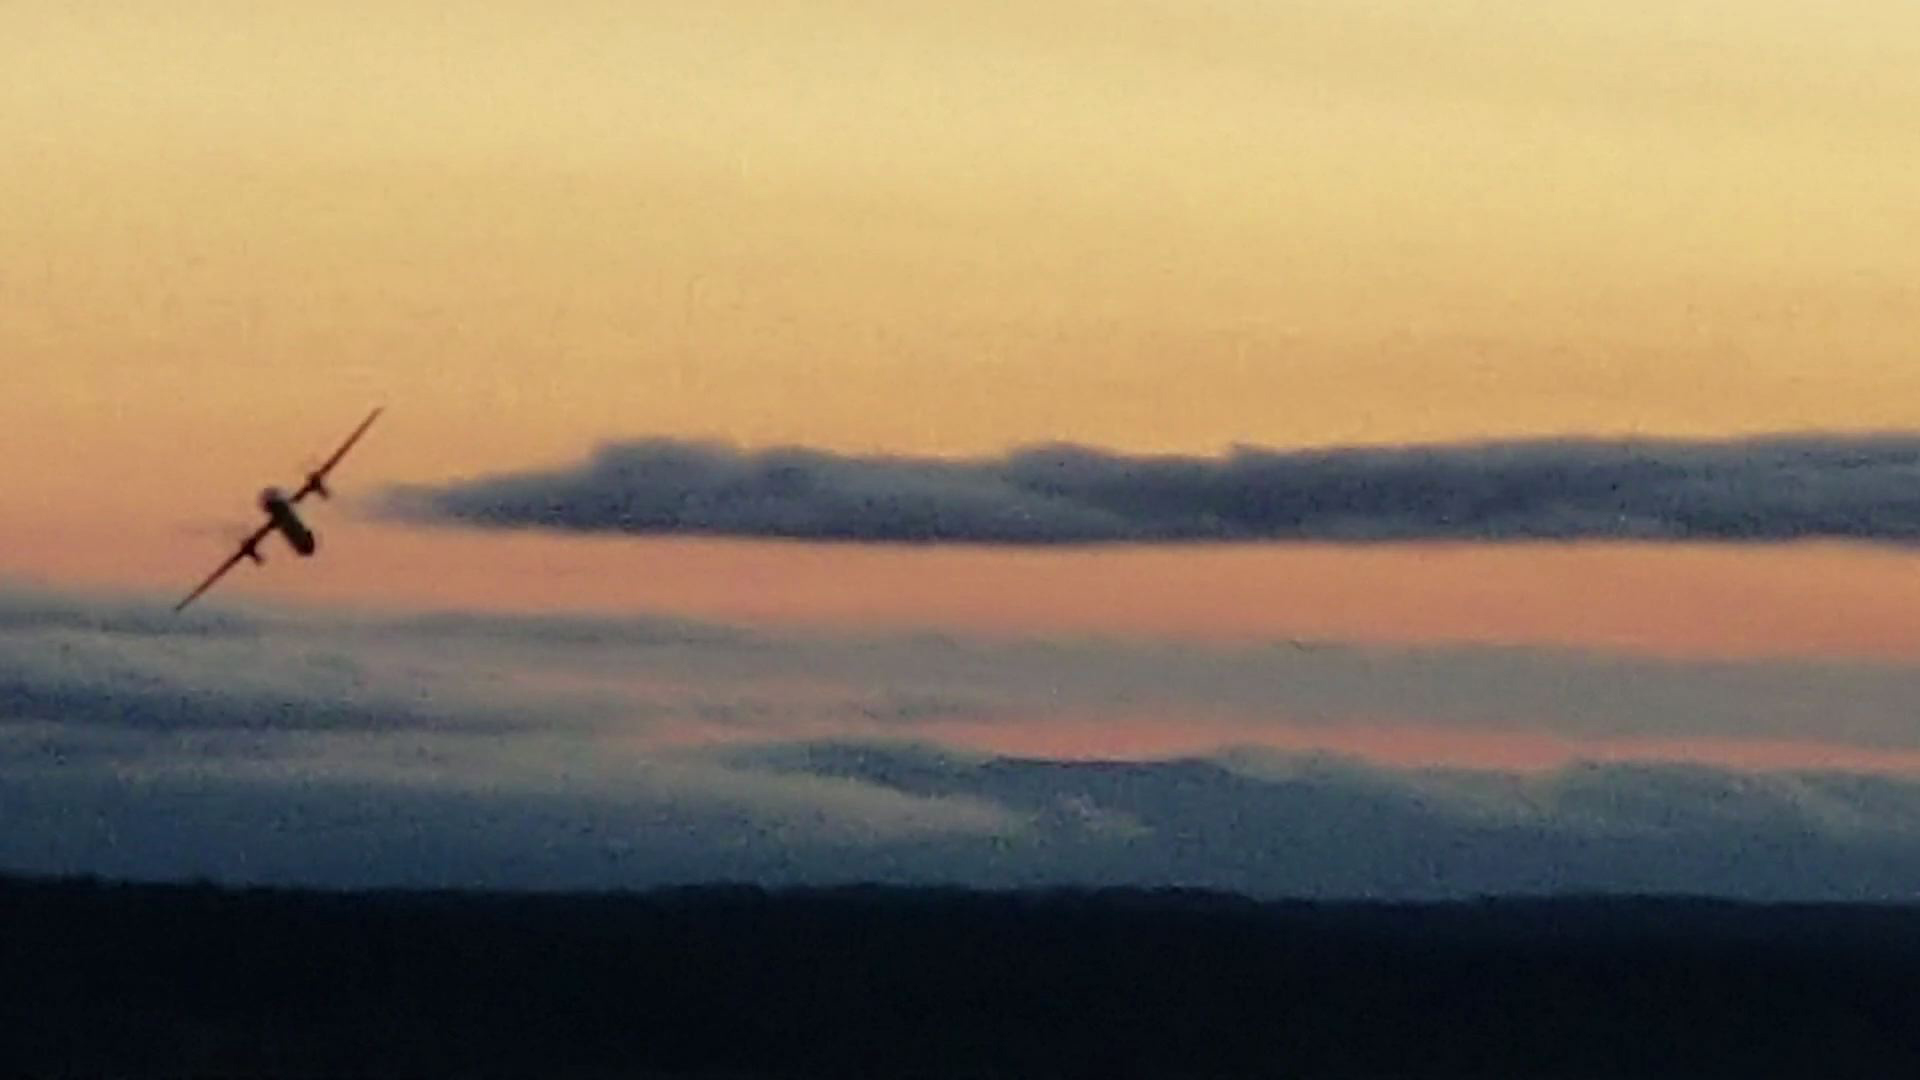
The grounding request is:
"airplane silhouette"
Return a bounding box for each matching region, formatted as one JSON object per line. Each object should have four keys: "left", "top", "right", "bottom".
{"left": 174, "top": 407, "right": 383, "bottom": 613}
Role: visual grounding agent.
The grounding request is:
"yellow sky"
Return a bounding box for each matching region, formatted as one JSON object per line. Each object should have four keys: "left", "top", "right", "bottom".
{"left": 7, "top": 2, "right": 1920, "bottom": 664}
{"left": 8, "top": 1, "right": 1920, "bottom": 472}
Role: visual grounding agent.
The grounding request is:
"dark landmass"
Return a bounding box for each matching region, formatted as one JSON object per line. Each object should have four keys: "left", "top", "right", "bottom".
{"left": 6, "top": 875, "right": 1920, "bottom": 1078}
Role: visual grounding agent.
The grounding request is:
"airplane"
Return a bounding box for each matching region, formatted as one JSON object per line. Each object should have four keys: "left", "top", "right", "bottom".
{"left": 173, "top": 407, "right": 384, "bottom": 613}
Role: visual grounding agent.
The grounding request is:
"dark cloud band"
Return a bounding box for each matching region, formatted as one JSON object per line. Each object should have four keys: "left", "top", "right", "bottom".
{"left": 375, "top": 434, "right": 1920, "bottom": 544}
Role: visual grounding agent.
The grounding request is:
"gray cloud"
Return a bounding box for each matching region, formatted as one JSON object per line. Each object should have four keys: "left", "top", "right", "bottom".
{"left": 0, "top": 586, "right": 267, "bottom": 638}
{"left": 16, "top": 585, "right": 1920, "bottom": 898}
{"left": 23, "top": 584, "right": 1920, "bottom": 752}
{"left": 708, "top": 741, "right": 1920, "bottom": 900}
{"left": 0, "top": 590, "right": 520, "bottom": 736}
{"left": 11, "top": 734, "right": 1920, "bottom": 900}
{"left": 376, "top": 434, "right": 1920, "bottom": 544}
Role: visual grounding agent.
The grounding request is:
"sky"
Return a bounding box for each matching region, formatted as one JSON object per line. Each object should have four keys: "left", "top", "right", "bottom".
{"left": 7, "top": 1, "right": 1920, "bottom": 895}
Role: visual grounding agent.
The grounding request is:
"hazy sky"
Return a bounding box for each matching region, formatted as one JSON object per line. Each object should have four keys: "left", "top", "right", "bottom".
{"left": 7, "top": 2, "right": 1920, "bottom": 632}
{"left": 9, "top": 0, "right": 1920, "bottom": 478}
{"left": 7, "top": 3, "right": 1920, "bottom": 892}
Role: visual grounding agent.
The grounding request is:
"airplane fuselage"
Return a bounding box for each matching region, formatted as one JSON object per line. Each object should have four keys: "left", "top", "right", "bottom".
{"left": 260, "top": 488, "right": 316, "bottom": 555}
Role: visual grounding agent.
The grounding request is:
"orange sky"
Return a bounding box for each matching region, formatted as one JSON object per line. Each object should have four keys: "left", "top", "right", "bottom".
{"left": 13, "top": 518, "right": 1920, "bottom": 665}
{"left": 7, "top": 3, "right": 1920, "bottom": 699}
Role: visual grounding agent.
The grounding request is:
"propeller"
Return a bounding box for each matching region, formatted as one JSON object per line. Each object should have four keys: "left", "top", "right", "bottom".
{"left": 295, "top": 453, "right": 333, "bottom": 499}
{"left": 234, "top": 522, "right": 267, "bottom": 563}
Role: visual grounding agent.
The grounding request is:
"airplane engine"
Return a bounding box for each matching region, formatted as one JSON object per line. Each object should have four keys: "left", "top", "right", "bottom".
{"left": 305, "top": 474, "right": 330, "bottom": 499}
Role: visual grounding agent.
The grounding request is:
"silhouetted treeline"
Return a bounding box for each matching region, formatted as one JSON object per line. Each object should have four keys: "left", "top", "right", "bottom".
{"left": 6, "top": 874, "right": 1920, "bottom": 1078}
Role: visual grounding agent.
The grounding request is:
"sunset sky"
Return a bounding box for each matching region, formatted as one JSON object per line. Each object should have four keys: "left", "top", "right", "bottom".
{"left": 8, "top": 2, "right": 1920, "bottom": 895}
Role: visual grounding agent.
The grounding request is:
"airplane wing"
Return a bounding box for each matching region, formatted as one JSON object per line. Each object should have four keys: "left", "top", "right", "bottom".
{"left": 292, "top": 406, "right": 384, "bottom": 503}
{"left": 174, "top": 520, "right": 275, "bottom": 613}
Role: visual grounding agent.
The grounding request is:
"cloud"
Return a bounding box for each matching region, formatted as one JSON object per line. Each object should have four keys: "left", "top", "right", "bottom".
{"left": 24, "top": 583, "right": 1920, "bottom": 756}
{"left": 16, "top": 585, "right": 1920, "bottom": 897}
{"left": 0, "top": 587, "right": 1028, "bottom": 887}
{"left": 0, "top": 588, "right": 521, "bottom": 736}
{"left": 11, "top": 731, "right": 1920, "bottom": 899}
{"left": 708, "top": 741, "right": 1920, "bottom": 900}
{"left": 0, "top": 586, "right": 268, "bottom": 638}
{"left": 375, "top": 434, "right": 1920, "bottom": 544}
